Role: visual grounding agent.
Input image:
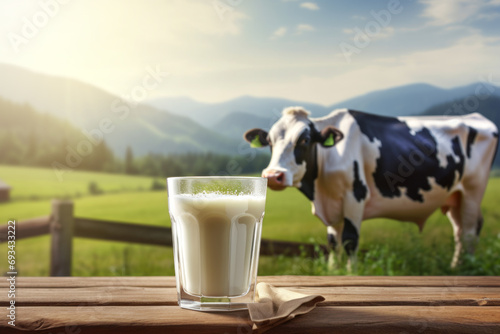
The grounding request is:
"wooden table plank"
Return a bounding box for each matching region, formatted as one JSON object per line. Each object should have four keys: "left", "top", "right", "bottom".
{"left": 0, "top": 276, "right": 177, "bottom": 288}
{"left": 1, "top": 306, "right": 499, "bottom": 334}
{"left": 273, "top": 306, "right": 500, "bottom": 334}
{"left": 2, "top": 286, "right": 499, "bottom": 307}
{"left": 0, "top": 306, "right": 252, "bottom": 334}
{"left": 2, "top": 276, "right": 500, "bottom": 288}
{"left": 1, "top": 276, "right": 499, "bottom": 333}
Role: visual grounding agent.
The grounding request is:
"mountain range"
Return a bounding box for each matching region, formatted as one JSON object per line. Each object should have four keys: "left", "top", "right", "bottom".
{"left": 0, "top": 63, "right": 498, "bottom": 164}
{"left": 149, "top": 82, "right": 500, "bottom": 140}
{"left": 0, "top": 64, "right": 235, "bottom": 156}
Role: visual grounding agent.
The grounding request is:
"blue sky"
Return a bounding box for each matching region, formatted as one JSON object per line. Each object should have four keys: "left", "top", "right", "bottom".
{"left": 1, "top": 0, "right": 500, "bottom": 105}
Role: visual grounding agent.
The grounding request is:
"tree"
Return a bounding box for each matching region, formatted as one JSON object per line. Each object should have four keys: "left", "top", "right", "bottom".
{"left": 136, "top": 153, "right": 159, "bottom": 176}
{"left": 125, "top": 145, "right": 136, "bottom": 174}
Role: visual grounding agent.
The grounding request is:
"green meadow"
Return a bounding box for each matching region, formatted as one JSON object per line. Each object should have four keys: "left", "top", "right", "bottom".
{"left": 1, "top": 164, "right": 499, "bottom": 276}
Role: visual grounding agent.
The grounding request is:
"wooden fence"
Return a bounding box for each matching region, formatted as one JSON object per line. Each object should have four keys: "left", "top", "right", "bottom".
{"left": 0, "top": 200, "right": 328, "bottom": 276}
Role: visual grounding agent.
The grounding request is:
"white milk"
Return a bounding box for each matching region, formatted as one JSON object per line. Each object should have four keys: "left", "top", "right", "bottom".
{"left": 170, "top": 193, "right": 265, "bottom": 297}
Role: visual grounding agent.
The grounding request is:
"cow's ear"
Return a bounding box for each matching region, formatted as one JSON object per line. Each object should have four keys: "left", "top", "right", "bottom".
{"left": 244, "top": 128, "right": 269, "bottom": 148}
{"left": 319, "top": 126, "right": 344, "bottom": 148}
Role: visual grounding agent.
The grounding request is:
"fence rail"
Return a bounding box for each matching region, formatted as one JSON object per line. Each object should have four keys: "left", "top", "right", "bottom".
{"left": 0, "top": 200, "right": 328, "bottom": 276}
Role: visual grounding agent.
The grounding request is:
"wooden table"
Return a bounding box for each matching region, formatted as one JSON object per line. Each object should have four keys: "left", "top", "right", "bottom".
{"left": 1, "top": 276, "right": 499, "bottom": 333}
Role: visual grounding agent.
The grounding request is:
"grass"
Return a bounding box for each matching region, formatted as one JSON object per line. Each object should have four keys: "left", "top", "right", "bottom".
{"left": 0, "top": 165, "right": 499, "bottom": 276}
{"left": 0, "top": 164, "right": 158, "bottom": 201}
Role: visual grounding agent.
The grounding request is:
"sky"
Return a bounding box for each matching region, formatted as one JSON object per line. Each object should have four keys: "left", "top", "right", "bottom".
{"left": 1, "top": 0, "right": 500, "bottom": 105}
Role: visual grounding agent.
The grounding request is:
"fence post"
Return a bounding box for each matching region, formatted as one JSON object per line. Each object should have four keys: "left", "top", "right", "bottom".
{"left": 50, "top": 200, "right": 74, "bottom": 276}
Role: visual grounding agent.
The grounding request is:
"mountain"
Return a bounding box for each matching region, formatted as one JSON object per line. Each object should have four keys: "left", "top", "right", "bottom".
{"left": 149, "top": 83, "right": 500, "bottom": 142}
{"left": 419, "top": 96, "right": 500, "bottom": 167}
{"left": 0, "top": 64, "right": 236, "bottom": 156}
{"left": 211, "top": 112, "right": 271, "bottom": 140}
{"left": 0, "top": 97, "right": 114, "bottom": 171}
{"left": 148, "top": 95, "right": 331, "bottom": 127}
{"left": 2, "top": 63, "right": 498, "bottom": 156}
{"left": 328, "top": 82, "right": 500, "bottom": 117}
{"left": 147, "top": 96, "right": 212, "bottom": 125}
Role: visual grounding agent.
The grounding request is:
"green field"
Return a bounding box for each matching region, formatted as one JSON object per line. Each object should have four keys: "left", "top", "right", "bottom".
{"left": 1, "top": 164, "right": 499, "bottom": 276}
{"left": 1, "top": 165, "right": 157, "bottom": 201}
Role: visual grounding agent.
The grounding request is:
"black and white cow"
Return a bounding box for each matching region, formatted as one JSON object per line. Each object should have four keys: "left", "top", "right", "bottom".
{"left": 244, "top": 107, "right": 499, "bottom": 267}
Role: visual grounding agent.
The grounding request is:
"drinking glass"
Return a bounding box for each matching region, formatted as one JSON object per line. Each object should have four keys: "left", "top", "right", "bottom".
{"left": 167, "top": 177, "right": 267, "bottom": 311}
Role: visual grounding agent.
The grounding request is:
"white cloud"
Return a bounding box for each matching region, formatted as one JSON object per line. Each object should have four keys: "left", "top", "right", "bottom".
{"left": 296, "top": 24, "right": 316, "bottom": 34}
{"left": 300, "top": 2, "right": 319, "bottom": 11}
{"left": 341, "top": 26, "right": 394, "bottom": 40}
{"left": 3, "top": 0, "right": 499, "bottom": 107}
{"left": 420, "top": 0, "right": 500, "bottom": 26}
{"left": 270, "top": 24, "right": 315, "bottom": 39}
{"left": 149, "top": 30, "right": 500, "bottom": 105}
{"left": 0, "top": 0, "right": 250, "bottom": 98}
{"left": 191, "top": 2, "right": 249, "bottom": 36}
{"left": 292, "top": 33, "right": 500, "bottom": 104}
{"left": 372, "top": 26, "right": 395, "bottom": 40}
{"left": 270, "top": 27, "right": 288, "bottom": 40}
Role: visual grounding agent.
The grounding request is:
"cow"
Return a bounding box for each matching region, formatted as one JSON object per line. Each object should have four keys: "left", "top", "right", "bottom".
{"left": 244, "top": 107, "right": 499, "bottom": 267}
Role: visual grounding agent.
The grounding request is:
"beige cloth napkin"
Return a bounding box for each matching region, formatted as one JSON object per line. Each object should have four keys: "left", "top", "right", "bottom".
{"left": 248, "top": 282, "right": 325, "bottom": 333}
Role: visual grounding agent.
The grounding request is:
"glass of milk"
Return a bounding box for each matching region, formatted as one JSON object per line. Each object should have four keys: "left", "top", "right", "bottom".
{"left": 167, "top": 177, "right": 267, "bottom": 311}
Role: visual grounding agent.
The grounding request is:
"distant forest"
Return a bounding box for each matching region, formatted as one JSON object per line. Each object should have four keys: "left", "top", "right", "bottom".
{"left": 0, "top": 98, "right": 269, "bottom": 177}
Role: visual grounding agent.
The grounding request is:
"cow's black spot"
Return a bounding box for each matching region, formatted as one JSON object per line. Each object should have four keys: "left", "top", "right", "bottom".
{"left": 349, "top": 110, "right": 465, "bottom": 202}
{"left": 342, "top": 218, "right": 358, "bottom": 256}
{"left": 352, "top": 161, "right": 367, "bottom": 202}
{"left": 437, "top": 136, "right": 465, "bottom": 189}
{"left": 296, "top": 122, "right": 319, "bottom": 201}
{"left": 476, "top": 216, "right": 484, "bottom": 236}
{"left": 466, "top": 126, "right": 478, "bottom": 159}
{"left": 327, "top": 232, "right": 337, "bottom": 249}
{"left": 298, "top": 146, "right": 318, "bottom": 201}
{"left": 294, "top": 129, "right": 311, "bottom": 165}
{"left": 493, "top": 132, "right": 499, "bottom": 168}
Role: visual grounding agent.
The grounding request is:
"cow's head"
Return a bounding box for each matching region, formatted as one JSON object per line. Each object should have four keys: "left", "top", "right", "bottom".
{"left": 244, "top": 107, "right": 344, "bottom": 196}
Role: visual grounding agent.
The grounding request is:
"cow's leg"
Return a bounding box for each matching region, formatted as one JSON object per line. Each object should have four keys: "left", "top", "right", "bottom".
{"left": 460, "top": 200, "right": 482, "bottom": 255}
{"left": 342, "top": 217, "right": 359, "bottom": 256}
{"left": 327, "top": 225, "right": 341, "bottom": 268}
{"left": 446, "top": 207, "right": 463, "bottom": 268}
{"left": 445, "top": 191, "right": 482, "bottom": 268}
{"left": 341, "top": 189, "right": 364, "bottom": 272}
{"left": 327, "top": 225, "right": 340, "bottom": 251}
{"left": 342, "top": 217, "right": 360, "bottom": 272}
